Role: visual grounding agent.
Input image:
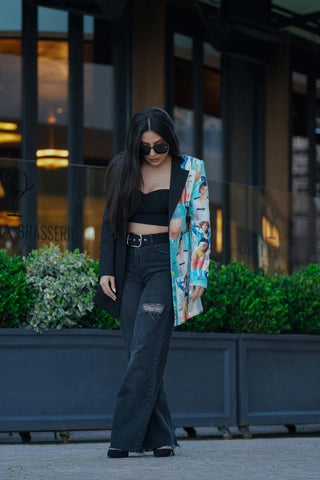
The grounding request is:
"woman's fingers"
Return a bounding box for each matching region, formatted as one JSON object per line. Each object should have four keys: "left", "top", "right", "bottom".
{"left": 190, "top": 285, "right": 205, "bottom": 302}
{"left": 100, "top": 275, "right": 117, "bottom": 301}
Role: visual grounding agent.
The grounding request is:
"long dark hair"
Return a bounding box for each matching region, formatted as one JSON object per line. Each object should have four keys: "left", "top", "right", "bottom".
{"left": 105, "top": 107, "right": 181, "bottom": 236}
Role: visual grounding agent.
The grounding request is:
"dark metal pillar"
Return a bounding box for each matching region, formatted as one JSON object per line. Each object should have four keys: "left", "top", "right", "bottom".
{"left": 113, "top": 1, "right": 132, "bottom": 155}
{"left": 21, "top": 0, "right": 38, "bottom": 255}
{"left": 165, "top": 20, "right": 174, "bottom": 119}
{"left": 68, "top": 13, "right": 84, "bottom": 251}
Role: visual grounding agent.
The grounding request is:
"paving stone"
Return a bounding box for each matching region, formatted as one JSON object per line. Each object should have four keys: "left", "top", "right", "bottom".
{"left": 1, "top": 430, "right": 320, "bottom": 480}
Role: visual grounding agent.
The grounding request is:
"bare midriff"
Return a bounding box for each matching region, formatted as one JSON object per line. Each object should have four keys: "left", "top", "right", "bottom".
{"left": 127, "top": 222, "right": 169, "bottom": 235}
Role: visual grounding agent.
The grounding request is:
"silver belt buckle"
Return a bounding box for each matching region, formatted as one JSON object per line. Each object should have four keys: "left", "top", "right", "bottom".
{"left": 127, "top": 233, "right": 143, "bottom": 247}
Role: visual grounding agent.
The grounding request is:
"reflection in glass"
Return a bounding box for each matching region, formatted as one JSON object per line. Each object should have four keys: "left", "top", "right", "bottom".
{"left": 0, "top": 158, "right": 106, "bottom": 260}
{"left": 84, "top": 17, "right": 114, "bottom": 166}
{"left": 37, "top": 38, "right": 68, "bottom": 159}
{"left": 290, "top": 71, "right": 320, "bottom": 271}
{"left": 36, "top": 8, "right": 69, "bottom": 256}
{"left": 2, "top": 158, "right": 320, "bottom": 272}
{"left": 174, "top": 33, "right": 193, "bottom": 154}
{"left": 83, "top": 17, "right": 115, "bottom": 256}
{"left": 0, "top": 39, "right": 22, "bottom": 160}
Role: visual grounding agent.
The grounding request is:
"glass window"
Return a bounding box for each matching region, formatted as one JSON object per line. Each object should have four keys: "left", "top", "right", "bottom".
{"left": 203, "top": 42, "right": 222, "bottom": 181}
{"left": 38, "top": 7, "right": 68, "bottom": 33}
{"left": 83, "top": 17, "right": 115, "bottom": 258}
{"left": 0, "top": 0, "right": 22, "bottom": 31}
{"left": 0, "top": 1, "right": 22, "bottom": 248}
{"left": 0, "top": 39, "right": 22, "bottom": 160}
{"left": 290, "top": 71, "right": 320, "bottom": 270}
{"left": 84, "top": 17, "right": 114, "bottom": 166}
{"left": 203, "top": 43, "right": 222, "bottom": 260}
{"left": 37, "top": 7, "right": 69, "bottom": 252}
{"left": 0, "top": 0, "right": 22, "bottom": 161}
{"left": 291, "top": 72, "right": 308, "bottom": 195}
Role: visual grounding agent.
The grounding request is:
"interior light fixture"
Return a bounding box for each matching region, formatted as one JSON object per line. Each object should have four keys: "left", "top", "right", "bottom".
{"left": 0, "top": 122, "right": 21, "bottom": 143}
{"left": 36, "top": 149, "right": 69, "bottom": 169}
{"left": 0, "top": 122, "right": 18, "bottom": 131}
{"left": 0, "top": 132, "right": 22, "bottom": 143}
{"left": 84, "top": 226, "right": 95, "bottom": 241}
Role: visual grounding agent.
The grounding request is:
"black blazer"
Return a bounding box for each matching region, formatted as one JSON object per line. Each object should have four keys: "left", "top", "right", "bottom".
{"left": 94, "top": 155, "right": 189, "bottom": 318}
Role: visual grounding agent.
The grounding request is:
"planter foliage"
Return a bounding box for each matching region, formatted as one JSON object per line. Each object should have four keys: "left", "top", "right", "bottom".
{"left": 0, "top": 244, "right": 119, "bottom": 332}
{"left": 0, "top": 246, "right": 319, "bottom": 334}
{"left": 179, "top": 260, "right": 320, "bottom": 334}
{"left": 0, "top": 251, "right": 34, "bottom": 328}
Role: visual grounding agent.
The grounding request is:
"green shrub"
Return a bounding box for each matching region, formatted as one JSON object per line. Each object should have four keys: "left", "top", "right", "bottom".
{"left": 24, "top": 243, "right": 119, "bottom": 332}
{"left": 178, "top": 260, "right": 320, "bottom": 334}
{"left": 0, "top": 251, "right": 34, "bottom": 327}
{"left": 283, "top": 264, "right": 320, "bottom": 334}
{"left": 1, "top": 244, "right": 319, "bottom": 334}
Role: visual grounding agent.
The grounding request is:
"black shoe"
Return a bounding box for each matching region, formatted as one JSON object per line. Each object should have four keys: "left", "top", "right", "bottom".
{"left": 153, "top": 447, "right": 174, "bottom": 457}
{"left": 107, "top": 448, "right": 129, "bottom": 458}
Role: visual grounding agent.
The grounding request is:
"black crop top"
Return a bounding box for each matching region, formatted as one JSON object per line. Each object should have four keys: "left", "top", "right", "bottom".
{"left": 128, "top": 189, "right": 169, "bottom": 226}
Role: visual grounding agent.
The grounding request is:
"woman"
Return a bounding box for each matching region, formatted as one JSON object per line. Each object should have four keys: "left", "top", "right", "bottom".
{"left": 94, "top": 107, "right": 210, "bottom": 458}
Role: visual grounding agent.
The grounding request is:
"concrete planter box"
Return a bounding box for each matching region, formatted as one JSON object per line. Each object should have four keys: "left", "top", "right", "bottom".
{"left": 3, "top": 329, "right": 318, "bottom": 434}
{"left": 0, "top": 329, "right": 237, "bottom": 432}
{"left": 0, "top": 329, "right": 127, "bottom": 432}
{"left": 166, "top": 332, "right": 238, "bottom": 427}
{"left": 238, "top": 334, "right": 320, "bottom": 426}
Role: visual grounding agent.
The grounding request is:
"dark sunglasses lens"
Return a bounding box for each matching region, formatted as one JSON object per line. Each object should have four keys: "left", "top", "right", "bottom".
{"left": 153, "top": 143, "right": 168, "bottom": 154}
{"left": 140, "top": 144, "right": 151, "bottom": 155}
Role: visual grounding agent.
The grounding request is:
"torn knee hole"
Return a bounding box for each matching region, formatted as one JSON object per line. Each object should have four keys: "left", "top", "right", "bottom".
{"left": 142, "top": 303, "right": 164, "bottom": 314}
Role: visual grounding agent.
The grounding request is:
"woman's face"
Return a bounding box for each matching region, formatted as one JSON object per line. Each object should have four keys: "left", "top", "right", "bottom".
{"left": 201, "top": 222, "right": 209, "bottom": 233}
{"left": 140, "top": 130, "right": 170, "bottom": 167}
{"left": 200, "top": 185, "right": 208, "bottom": 196}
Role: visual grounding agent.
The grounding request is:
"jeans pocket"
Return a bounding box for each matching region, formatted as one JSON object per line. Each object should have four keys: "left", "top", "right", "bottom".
{"left": 154, "top": 243, "right": 170, "bottom": 255}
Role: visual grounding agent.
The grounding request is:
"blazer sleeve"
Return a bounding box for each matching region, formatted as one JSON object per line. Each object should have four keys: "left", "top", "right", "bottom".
{"left": 98, "top": 202, "right": 116, "bottom": 278}
{"left": 189, "top": 159, "right": 211, "bottom": 288}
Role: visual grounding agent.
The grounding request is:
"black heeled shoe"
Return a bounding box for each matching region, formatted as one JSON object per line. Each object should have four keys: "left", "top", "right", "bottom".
{"left": 153, "top": 447, "right": 174, "bottom": 457}
{"left": 107, "top": 448, "right": 129, "bottom": 458}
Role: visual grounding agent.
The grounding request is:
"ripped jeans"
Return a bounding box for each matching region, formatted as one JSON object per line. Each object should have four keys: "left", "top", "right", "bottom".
{"left": 110, "top": 235, "right": 177, "bottom": 452}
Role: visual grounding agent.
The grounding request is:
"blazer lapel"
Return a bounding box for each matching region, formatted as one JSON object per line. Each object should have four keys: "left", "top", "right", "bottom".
{"left": 169, "top": 156, "right": 189, "bottom": 220}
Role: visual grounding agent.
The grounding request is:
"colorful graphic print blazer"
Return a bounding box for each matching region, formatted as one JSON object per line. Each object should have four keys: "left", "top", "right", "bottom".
{"left": 169, "top": 155, "right": 211, "bottom": 326}
{"left": 94, "top": 155, "right": 211, "bottom": 327}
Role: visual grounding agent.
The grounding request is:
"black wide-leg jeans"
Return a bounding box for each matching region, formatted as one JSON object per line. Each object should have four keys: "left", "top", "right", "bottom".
{"left": 110, "top": 236, "right": 177, "bottom": 452}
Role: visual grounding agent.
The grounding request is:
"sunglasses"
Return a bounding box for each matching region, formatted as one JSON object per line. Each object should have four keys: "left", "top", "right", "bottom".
{"left": 140, "top": 143, "right": 169, "bottom": 155}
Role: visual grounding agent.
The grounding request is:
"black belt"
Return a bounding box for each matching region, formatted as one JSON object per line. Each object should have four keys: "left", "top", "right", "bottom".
{"left": 126, "top": 232, "right": 169, "bottom": 248}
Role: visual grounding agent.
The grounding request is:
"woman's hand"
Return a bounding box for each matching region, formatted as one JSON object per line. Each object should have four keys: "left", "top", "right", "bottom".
{"left": 100, "top": 275, "right": 117, "bottom": 301}
{"left": 189, "top": 285, "right": 205, "bottom": 302}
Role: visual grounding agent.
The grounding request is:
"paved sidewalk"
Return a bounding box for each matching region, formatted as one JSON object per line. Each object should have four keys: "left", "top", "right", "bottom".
{"left": 1, "top": 427, "right": 320, "bottom": 480}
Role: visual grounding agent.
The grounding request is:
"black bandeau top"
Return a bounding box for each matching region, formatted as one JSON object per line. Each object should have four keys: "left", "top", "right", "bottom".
{"left": 128, "top": 189, "right": 169, "bottom": 226}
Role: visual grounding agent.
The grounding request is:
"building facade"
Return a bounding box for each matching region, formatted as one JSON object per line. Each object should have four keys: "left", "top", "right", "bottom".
{"left": 0, "top": 0, "right": 319, "bottom": 273}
